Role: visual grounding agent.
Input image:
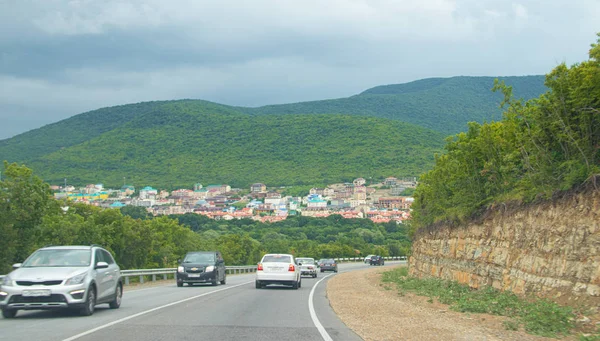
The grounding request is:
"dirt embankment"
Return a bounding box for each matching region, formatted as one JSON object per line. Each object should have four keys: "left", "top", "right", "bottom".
{"left": 326, "top": 265, "right": 569, "bottom": 341}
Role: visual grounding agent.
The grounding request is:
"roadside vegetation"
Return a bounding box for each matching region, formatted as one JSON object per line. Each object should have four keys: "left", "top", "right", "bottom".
{"left": 382, "top": 267, "right": 576, "bottom": 338}
{"left": 411, "top": 34, "right": 600, "bottom": 230}
{"left": 0, "top": 161, "right": 410, "bottom": 274}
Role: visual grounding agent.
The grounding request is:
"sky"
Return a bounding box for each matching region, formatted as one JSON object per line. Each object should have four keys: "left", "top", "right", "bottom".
{"left": 0, "top": 0, "right": 598, "bottom": 140}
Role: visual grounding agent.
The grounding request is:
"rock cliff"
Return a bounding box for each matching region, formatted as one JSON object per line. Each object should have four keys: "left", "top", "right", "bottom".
{"left": 409, "top": 189, "right": 600, "bottom": 305}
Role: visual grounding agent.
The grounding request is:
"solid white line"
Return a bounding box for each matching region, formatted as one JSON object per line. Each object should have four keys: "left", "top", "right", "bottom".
{"left": 61, "top": 280, "right": 254, "bottom": 341}
{"left": 308, "top": 274, "right": 334, "bottom": 341}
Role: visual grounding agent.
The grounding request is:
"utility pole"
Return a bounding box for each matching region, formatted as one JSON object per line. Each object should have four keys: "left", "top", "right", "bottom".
{"left": 64, "top": 178, "right": 67, "bottom": 191}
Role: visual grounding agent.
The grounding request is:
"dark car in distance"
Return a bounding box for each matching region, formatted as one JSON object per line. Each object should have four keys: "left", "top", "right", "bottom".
{"left": 176, "top": 251, "right": 226, "bottom": 287}
{"left": 319, "top": 259, "right": 338, "bottom": 273}
{"left": 369, "top": 255, "right": 385, "bottom": 266}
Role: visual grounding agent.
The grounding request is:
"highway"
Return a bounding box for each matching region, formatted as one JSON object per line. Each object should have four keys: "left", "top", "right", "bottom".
{"left": 0, "top": 261, "right": 402, "bottom": 341}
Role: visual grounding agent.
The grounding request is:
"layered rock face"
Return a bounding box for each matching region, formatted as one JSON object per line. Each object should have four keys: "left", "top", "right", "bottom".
{"left": 409, "top": 190, "right": 600, "bottom": 301}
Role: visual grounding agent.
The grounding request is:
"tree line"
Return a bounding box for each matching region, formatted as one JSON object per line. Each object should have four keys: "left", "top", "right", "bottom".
{"left": 411, "top": 34, "right": 600, "bottom": 229}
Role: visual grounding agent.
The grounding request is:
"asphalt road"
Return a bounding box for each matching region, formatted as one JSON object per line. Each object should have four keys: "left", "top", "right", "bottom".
{"left": 0, "top": 261, "right": 403, "bottom": 341}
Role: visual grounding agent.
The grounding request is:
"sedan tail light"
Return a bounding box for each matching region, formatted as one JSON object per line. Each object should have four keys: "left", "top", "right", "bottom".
{"left": 288, "top": 264, "right": 295, "bottom": 272}
{"left": 257, "top": 263, "right": 263, "bottom": 271}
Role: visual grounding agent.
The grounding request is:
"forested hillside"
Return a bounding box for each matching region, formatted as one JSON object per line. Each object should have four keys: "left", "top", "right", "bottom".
{"left": 21, "top": 104, "right": 444, "bottom": 188}
{"left": 242, "top": 76, "right": 546, "bottom": 135}
{"left": 0, "top": 76, "right": 546, "bottom": 188}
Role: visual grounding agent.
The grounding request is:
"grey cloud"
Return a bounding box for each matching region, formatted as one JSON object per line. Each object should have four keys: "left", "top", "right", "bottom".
{"left": 0, "top": 0, "right": 599, "bottom": 139}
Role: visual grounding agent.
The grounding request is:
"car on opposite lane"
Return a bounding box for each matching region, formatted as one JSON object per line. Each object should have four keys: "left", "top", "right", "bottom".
{"left": 0, "top": 245, "right": 122, "bottom": 319}
{"left": 176, "top": 251, "right": 226, "bottom": 287}
{"left": 255, "top": 254, "right": 301, "bottom": 289}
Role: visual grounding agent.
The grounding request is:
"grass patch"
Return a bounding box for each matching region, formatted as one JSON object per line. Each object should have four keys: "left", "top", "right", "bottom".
{"left": 381, "top": 267, "right": 573, "bottom": 338}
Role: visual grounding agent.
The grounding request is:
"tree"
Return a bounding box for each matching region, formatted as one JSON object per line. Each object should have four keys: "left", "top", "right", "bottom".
{"left": 0, "top": 162, "right": 54, "bottom": 272}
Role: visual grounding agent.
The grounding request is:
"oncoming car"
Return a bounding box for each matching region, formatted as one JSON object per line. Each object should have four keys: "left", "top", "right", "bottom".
{"left": 296, "top": 258, "right": 317, "bottom": 278}
{"left": 0, "top": 245, "right": 122, "bottom": 318}
{"left": 255, "top": 254, "right": 301, "bottom": 289}
{"left": 176, "top": 251, "right": 226, "bottom": 287}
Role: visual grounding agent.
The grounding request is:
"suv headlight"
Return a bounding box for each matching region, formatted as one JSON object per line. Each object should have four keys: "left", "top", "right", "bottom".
{"left": 177, "top": 266, "right": 185, "bottom": 273}
{"left": 65, "top": 272, "right": 87, "bottom": 285}
{"left": 2, "top": 276, "right": 13, "bottom": 287}
{"left": 205, "top": 266, "right": 215, "bottom": 272}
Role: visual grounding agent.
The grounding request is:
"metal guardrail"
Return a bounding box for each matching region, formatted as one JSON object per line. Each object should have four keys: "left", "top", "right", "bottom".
{"left": 120, "top": 265, "right": 258, "bottom": 285}
{"left": 0, "top": 257, "right": 408, "bottom": 285}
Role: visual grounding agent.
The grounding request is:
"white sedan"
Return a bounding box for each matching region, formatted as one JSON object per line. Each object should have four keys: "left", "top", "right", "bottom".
{"left": 255, "top": 254, "right": 301, "bottom": 289}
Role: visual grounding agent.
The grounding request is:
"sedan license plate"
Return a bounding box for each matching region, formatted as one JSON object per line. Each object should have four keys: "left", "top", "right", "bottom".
{"left": 22, "top": 289, "right": 51, "bottom": 297}
{"left": 188, "top": 274, "right": 201, "bottom": 278}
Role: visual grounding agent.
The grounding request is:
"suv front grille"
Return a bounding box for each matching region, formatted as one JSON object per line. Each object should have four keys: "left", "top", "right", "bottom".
{"left": 17, "top": 280, "right": 63, "bottom": 286}
{"left": 9, "top": 294, "right": 67, "bottom": 304}
{"left": 186, "top": 268, "right": 204, "bottom": 274}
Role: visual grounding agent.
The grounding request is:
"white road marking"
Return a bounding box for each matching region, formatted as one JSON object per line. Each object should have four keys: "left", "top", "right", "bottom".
{"left": 61, "top": 280, "right": 254, "bottom": 341}
{"left": 308, "top": 274, "right": 334, "bottom": 341}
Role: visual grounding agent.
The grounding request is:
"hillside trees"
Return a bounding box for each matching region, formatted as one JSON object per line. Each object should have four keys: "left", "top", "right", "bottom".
{"left": 412, "top": 34, "right": 600, "bottom": 229}
{"left": 0, "top": 162, "right": 55, "bottom": 273}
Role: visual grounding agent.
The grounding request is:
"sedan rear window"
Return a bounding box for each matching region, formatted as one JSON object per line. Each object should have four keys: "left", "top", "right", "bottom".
{"left": 262, "top": 255, "right": 292, "bottom": 263}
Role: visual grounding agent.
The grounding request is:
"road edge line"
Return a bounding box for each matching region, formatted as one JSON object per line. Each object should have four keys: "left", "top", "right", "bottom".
{"left": 308, "top": 274, "right": 334, "bottom": 341}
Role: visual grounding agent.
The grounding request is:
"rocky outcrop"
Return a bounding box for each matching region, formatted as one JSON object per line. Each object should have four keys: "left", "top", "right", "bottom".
{"left": 409, "top": 189, "right": 600, "bottom": 303}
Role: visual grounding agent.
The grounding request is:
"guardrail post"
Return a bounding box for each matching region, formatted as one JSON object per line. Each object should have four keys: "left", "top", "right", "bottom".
{"left": 125, "top": 276, "right": 130, "bottom": 285}
{"left": 163, "top": 274, "right": 167, "bottom": 280}
{"left": 152, "top": 274, "right": 156, "bottom": 282}
{"left": 139, "top": 275, "right": 144, "bottom": 284}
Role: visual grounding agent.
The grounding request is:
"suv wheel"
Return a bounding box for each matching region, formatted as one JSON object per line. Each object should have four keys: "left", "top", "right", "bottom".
{"left": 1, "top": 308, "right": 17, "bottom": 319}
{"left": 220, "top": 275, "right": 226, "bottom": 285}
{"left": 80, "top": 286, "right": 96, "bottom": 316}
{"left": 177, "top": 281, "right": 183, "bottom": 287}
{"left": 109, "top": 283, "right": 122, "bottom": 309}
{"left": 255, "top": 280, "right": 261, "bottom": 289}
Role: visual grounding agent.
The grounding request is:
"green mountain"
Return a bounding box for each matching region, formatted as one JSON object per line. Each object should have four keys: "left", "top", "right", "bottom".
{"left": 0, "top": 76, "right": 546, "bottom": 188}
{"left": 241, "top": 76, "right": 546, "bottom": 134}
{"left": 2, "top": 101, "right": 444, "bottom": 188}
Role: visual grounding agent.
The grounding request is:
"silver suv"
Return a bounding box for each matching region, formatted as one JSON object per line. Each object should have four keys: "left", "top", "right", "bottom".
{"left": 0, "top": 245, "right": 123, "bottom": 318}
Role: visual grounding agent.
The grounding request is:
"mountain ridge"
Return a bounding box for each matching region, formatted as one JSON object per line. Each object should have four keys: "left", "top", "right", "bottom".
{"left": 0, "top": 75, "right": 547, "bottom": 188}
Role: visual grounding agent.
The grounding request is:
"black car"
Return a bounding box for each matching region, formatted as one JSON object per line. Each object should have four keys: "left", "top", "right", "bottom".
{"left": 369, "top": 255, "right": 385, "bottom": 266}
{"left": 176, "top": 251, "right": 226, "bottom": 287}
{"left": 319, "top": 259, "right": 338, "bottom": 272}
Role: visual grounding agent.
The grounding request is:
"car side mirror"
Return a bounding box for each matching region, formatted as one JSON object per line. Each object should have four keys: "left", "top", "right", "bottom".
{"left": 95, "top": 261, "right": 109, "bottom": 269}
{"left": 12, "top": 263, "right": 22, "bottom": 269}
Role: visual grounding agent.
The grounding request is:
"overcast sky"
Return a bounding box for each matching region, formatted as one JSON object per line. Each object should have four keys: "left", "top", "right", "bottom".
{"left": 0, "top": 0, "right": 598, "bottom": 139}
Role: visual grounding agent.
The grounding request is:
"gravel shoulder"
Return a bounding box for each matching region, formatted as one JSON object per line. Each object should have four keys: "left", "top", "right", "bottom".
{"left": 326, "top": 265, "right": 574, "bottom": 341}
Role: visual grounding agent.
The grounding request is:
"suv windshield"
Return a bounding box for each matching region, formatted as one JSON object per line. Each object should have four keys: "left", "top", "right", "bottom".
{"left": 297, "top": 258, "right": 314, "bottom": 264}
{"left": 22, "top": 249, "right": 91, "bottom": 267}
{"left": 262, "top": 255, "right": 291, "bottom": 263}
{"left": 183, "top": 253, "right": 215, "bottom": 263}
